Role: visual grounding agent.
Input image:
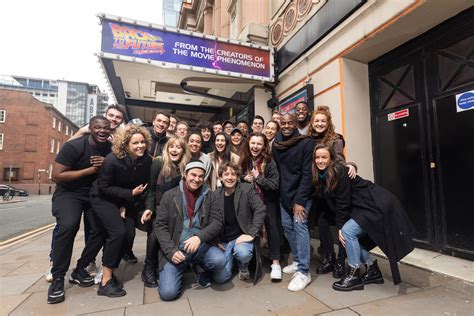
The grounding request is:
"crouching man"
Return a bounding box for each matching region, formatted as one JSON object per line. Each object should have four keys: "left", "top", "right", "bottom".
{"left": 155, "top": 159, "right": 225, "bottom": 301}
{"left": 212, "top": 162, "right": 266, "bottom": 283}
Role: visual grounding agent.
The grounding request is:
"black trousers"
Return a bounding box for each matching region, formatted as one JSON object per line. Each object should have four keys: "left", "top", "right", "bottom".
{"left": 318, "top": 211, "right": 346, "bottom": 258}
{"left": 264, "top": 201, "right": 282, "bottom": 260}
{"left": 51, "top": 192, "right": 94, "bottom": 278}
{"left": 123, "top": 213, "right": 160, "bottom": 266}
{"left": 91, "top": 196, "right": 127, "bottom": 269}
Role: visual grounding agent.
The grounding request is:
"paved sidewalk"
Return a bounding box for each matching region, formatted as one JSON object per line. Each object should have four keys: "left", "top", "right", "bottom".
{"left": 1, "top": 228, "right": 472, "bottom": 315}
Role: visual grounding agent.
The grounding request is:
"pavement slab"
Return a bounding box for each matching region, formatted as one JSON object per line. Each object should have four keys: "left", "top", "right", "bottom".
{"left": 351, "top": 285, "right": 473, "bottom": 316}
{"left": 0, "top": 261, "right": 26, "bottom": 277}
{"left": 375, "top": 256, "right": 455, "bottom": 289}
{"left": 319, "top": 308, "right": 360, "bottom": 316}
{"left": 125, "top": 300, "right": 193, "bottom": 315}
{"left": 304, "top": 272, "right": 421, "bottom": 310}
{"left": 185, "top": 279, "right": 331, "bottom": 315}
{"left": 0, "top": 293, "right": 31, "bottom": 315}
{"left": 82, "top": 307, "right": 125, "bottom": 316}
{"left": 11, "top": 275, "right": 145, "bottom": 315}
{"left": 0, "top": 273, "right": 43, "bottom": 296}
{"left": 6, "top": 259, "right": 51, "bottom": 277}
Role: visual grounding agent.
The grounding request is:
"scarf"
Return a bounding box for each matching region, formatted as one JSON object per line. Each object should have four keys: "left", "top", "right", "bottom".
{"left": 250, "top": 156, "right": 265, "bottom": 201}
{"left": 183, "top": 182, "right": 200, "bottom": 220}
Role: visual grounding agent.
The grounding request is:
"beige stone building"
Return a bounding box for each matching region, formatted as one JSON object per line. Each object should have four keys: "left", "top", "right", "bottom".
{"left": 177, "top": 0, "right": 474, "bottom": 260}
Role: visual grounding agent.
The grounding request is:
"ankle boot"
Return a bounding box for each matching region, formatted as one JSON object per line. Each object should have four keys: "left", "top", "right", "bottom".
{"left": 332, "top": 256, "right": 346, "bottom": 279}
{"left": 141, "top": 261, "right": 158, "bottom": 288}
{"left": 362, "top": 260, "right": 384, "bottom": 285}
{"left": 316, "top": 253, "right": 335, "bottom": 274}
{"left": 332, "top": 266, "right": 364, "bottom": 291}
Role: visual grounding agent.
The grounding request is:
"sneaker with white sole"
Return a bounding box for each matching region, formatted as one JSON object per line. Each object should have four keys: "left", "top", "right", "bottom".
{"left": 45, "top": 261, "right": 53, "bottom": 282}
{"left": 288, "top": 271, "right": 311, "bottom": 291}
{"left": 282, "top": 261, "right": 298, "bottom": 274}
{"left": 270, "top": 264, "right": 282, "bottom": 280}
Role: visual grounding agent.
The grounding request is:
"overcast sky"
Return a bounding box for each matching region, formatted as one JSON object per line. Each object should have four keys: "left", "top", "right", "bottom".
{"left": 0, "top": 1, "right": 164, "bottom": 92}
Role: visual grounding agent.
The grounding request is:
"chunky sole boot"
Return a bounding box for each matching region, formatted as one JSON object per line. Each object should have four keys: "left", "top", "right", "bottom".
{"left": 316, "top": 253, "right": 335, "bottom": 274}
{"left": 332, "top": 257, "right": 346, "bottom": 279}
{"left": 362, "top": 260, "right": 384, "bottom": 285}
{"left": 332, "top": 267, "right": 364, "bottom": 292}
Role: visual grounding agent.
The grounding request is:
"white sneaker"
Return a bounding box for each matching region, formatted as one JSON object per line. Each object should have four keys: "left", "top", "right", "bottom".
{"left": 45, "top": 261, "right": 53, "bottom": 282}
{"left": 94, "top": 266, "right": 103, "bottom": 285}
{"left": 270, "top": 264, "right": 282, "bottom": 280}
{"left": 288, "top": 271, "right": 311, "bottom": 291}
{"left": 282, "top": 261, "right": 298, "bottom": 274}
{"left": 86, "top": 260, "right": 98, "bottom": 276}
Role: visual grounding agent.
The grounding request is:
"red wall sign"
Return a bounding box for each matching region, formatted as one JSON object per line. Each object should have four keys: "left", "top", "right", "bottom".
{"left": 388, "top": 108, "right": 410, "bottom": 121}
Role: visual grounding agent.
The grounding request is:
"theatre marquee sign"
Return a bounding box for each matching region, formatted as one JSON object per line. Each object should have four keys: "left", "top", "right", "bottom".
{"left": 99, "top": 14, "right": 275, "bottom": 82}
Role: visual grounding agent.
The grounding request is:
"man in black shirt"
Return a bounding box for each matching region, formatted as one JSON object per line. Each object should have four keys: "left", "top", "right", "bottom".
{"left": 47, "top": 116, "right": 112, "bottom": 304}
{"left": 212, "top": 162, "right": 266, "bottom": 283}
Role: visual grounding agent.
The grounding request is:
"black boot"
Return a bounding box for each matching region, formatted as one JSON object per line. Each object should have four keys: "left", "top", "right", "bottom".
{"left": 141, "top": 261, "right": 158, "bottom": 288}
{"left": 332, "top": 266, "right": 364, "bottom": 291}
{"left": 316, "top": 253, "right": 335, "bottom": 274}
{"left": 332, "top": 256, "right": 346, "bottom": 279}
{"left": 362, "top": 260, "right": 384, "bottom": 285}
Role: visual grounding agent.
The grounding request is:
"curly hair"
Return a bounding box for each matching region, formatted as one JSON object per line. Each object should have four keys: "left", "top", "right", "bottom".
{"left": 307, "top": 105, "right": 340, "bottom": 145}
{"left": 161, "top": 135, "right": 191, "bottom": 177}
{"left": 112, "top": 125, "right": 151, "bottom": 159}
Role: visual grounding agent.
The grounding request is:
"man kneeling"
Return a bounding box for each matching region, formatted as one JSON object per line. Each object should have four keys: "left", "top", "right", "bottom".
{"left": 213, "top": 162, "right": 266, "bottom": 283}
{"left": 155, "top": 159, "right": 225, "bottom": 301}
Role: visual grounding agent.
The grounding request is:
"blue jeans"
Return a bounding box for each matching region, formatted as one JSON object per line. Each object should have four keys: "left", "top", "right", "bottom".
{"left": 280, "top": 200, "right": 312, "bottom": 274}
{"left": 341, "top": 218, "right": 373, "bottom": 268}
{"left": 158, "top": 243, "right": 225, "bottom": 301}
{"left": 213, "top": 239, "right": 253, "bottom": 284}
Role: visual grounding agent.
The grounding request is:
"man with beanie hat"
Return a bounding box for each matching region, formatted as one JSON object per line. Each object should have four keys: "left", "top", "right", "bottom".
{"left": 155, "top": 158, "right": 225, "bottom": 301}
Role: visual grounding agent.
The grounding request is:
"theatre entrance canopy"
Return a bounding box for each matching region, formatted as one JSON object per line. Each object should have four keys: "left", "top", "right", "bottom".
{"left": 97, "top": 14, "right": 275, "bottom": 124}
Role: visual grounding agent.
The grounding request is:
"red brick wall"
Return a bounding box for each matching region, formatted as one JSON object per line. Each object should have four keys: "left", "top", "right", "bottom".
{"left": 0, "top": 90, "right": 78, "bottom": 193}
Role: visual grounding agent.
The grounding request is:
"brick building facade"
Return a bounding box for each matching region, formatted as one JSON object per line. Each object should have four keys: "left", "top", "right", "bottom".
{"left": 0, "top": 89, "right": 78, "bottom": 194}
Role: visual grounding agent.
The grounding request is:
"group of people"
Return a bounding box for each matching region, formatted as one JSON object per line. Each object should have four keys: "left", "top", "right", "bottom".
{"left": 46, "top": 101, "right": 414, "bottom": 304}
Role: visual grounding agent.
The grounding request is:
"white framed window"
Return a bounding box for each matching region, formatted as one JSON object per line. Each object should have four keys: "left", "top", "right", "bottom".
{"left": 56, "top": 141, "right": 60, "bottom": 154}
{"left": 0, "top": 110, "right": 5, "bottom": 123}
{"left": 0, "top": 133, "right": 3, "bottom": 150}
{"left": 50, "top": 138, "right": 55, "bottom": 153}
{"left": 52, "top": 117, "right": 56, "bottom": 129}
{"left": 48, "top": 163, "right": 53, "bottom": 179}
{"left": 58, "top": 121, "right": 62, "bottom": 132}
{"left": 65, "top": 125, "right": 69, "bottom": 136}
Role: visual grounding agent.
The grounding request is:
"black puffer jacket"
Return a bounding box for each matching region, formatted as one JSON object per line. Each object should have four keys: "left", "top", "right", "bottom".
{"left": 91, "top": 153, "right": 154, "bottom": 212}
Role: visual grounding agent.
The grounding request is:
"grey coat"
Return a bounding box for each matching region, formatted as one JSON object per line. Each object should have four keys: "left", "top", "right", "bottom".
{"left": 213, "top": 182, "right": 266, "bottom": 239}
{"left": 154, "top": 181, "right": 222, "bottom": 270}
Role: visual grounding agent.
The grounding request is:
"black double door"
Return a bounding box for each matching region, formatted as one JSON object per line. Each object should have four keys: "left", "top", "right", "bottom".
{"left": 369, "top": 8, "right": 474, "bottom": 260}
